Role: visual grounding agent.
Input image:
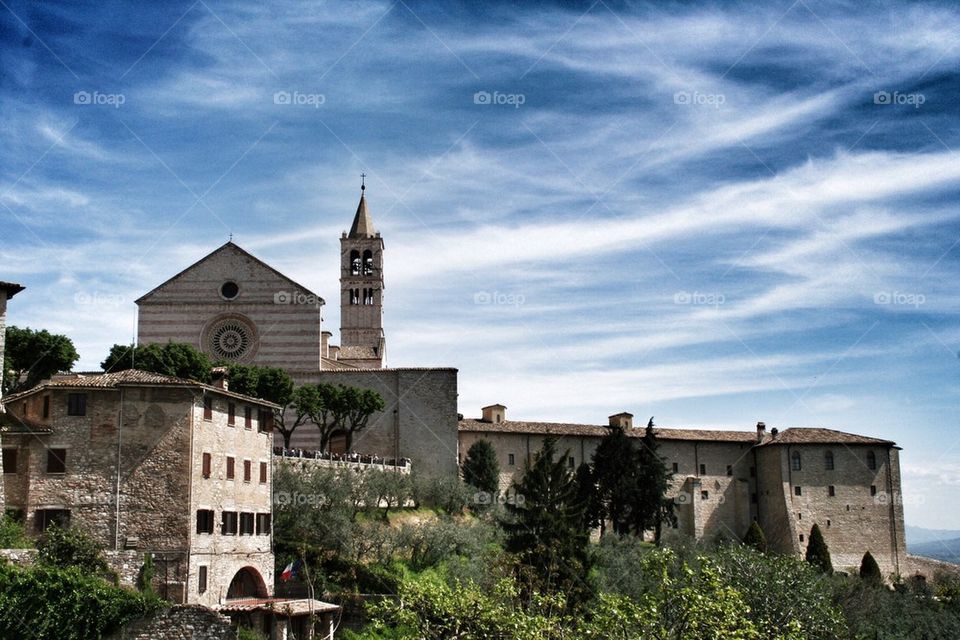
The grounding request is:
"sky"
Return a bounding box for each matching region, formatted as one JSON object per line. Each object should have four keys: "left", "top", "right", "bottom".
{"left": 1, "top": 0, "right": 959, "bottom": 529}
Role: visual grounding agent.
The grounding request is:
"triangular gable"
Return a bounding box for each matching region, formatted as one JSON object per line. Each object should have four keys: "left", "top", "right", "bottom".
{"left": 136, "top": 242, "right": 324, "bottom": 305}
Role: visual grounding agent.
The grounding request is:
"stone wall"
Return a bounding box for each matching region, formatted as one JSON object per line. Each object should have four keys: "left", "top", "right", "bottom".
{"left": 0, "top": 548, "right": 36, "bottom": 567}
{"left": 108, "top": 605, "right": 233, "bottom": 640}
{"left": 291, "top": 368, "right": 459, "bottom": 477}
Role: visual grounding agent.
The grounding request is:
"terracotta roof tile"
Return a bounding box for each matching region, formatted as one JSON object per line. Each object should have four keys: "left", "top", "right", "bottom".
{"left": 760, "top": 428, "right": 894, "bottom": 446}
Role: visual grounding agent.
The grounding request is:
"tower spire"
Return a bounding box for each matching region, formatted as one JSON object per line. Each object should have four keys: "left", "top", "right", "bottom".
{"left": 349, "top": 176, "right": 375, "bottom": 238}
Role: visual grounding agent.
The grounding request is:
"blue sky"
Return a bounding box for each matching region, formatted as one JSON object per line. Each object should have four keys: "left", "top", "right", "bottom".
{"left": 2, "top": 0, "right": 959, "bottom": 528}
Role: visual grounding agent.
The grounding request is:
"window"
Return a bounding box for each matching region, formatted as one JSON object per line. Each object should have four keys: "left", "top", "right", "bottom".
{"left": 827, "top": 519, "right": 832, "bottom": 528}
{"left": 226, "top": 457, "right": 235, "bottom": 480}
{"left": 228, "top": 403, "right": 236, "bottom": 426}
{"left": 67, "top": 393, "right": 87, "bottom": 416}
{"left": 794, "top": 486, "right": 802, "bottom": 496}
{"left": 798, "top": 512, "right": 802, "bottom": 520}
{"left": 726, "top": 465, "right": 733, "bottom": 476}
{"left": 828, "top": 485, "right": 836, "bottom": 497}
{"left": 799, "top": 534, "right": 805, "bottom": 543}
{"left": 256, "top": 513, "right": 272, "bottom": 535}
{"left": 202, "top": 453, "right": 212, "bottom": 479}
{"left": 508, "top": 453, "right": 515, "bottom": 466}
{"left": 259, "top": 462, "right": 268, "bottom": 484}
{"left": 701, "top": 490, "right": 709, "bottom": 500}
{"left": 350, "top": 250, "right": 361, "bottom": 275}
{"left": 258, "top": 409, "right": 273, "bottom": 433}
{"left": 870, "top": 485, "right": 877, "bottom": 496}
{"left": 363, "top": 249, "right": 373, "bottom": 275}
{"left": 42, "top": 396, "right": 50, "bottom": 418}
{"left": 244, "top": 407, "right": 252, "bottom": 429}
{"left": 824, "top": 451, "right": 835, "bottom": 471}
{"left": 672, "top": 462, "right": 679, "bottom": 473}
{"left": 46, "top": 449, "right": 66, "bottom": 474}
{"left": 203, "top": 397, "right": 213, "bottom": 421}
{"left": 196, "top": 510, "right": 215, "bottom": 534}
{"left": 791, "top": 451, "right": 802, "bottom": 471}
{"left": 243, "top": 460, "right": 252, "bottom": 483}
{"left": 567, "top": 456, "right": 575, "bottom": 469}
{"left": 198, "top": 566, "right": 208, "bottom": 594}
{"left": 239, "top": 512, "right": 255, "bottom": 535}
{"left": 699, "top": 464, "right": 706, "bottom": 475}
{"left": 2, "top": 449, "right": 17, "bottom": 474}
{"left": 35, "top": 509, "right": 70, "bottom": 532}
{"left": 867, "top": 451, "right": 877, "bottom": 471}
{"left": 221, "top": 511, "right": 238, "bottom": 535}
{"left": 220, "top": 281, "right": 239, "bottom": 300}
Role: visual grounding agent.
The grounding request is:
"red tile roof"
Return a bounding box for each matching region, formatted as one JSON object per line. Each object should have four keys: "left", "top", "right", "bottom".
{"left": 760, "top": 427, "right": 894, "bottom": 446}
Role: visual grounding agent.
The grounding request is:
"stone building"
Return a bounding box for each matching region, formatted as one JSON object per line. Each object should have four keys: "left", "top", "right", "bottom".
{"left": 0, "top": 280, "right": 25, "bottom": 405}
{"left": 134, "top": 188, "right": 460, "bottom": 475}
{"left": 459, "top": 406, "right": 907, "bottom": 577}
{"left": 1, "top": 369, "right": 277, "bottom": 605}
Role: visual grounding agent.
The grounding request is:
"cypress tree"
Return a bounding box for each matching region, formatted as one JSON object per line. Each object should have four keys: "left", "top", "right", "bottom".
{"left": 743, "top": 521, "right": 768, "bottom": 553}
{"left": 573, "top": 462, "right": 598, "bottom": 532}
{"left": 503, "top": 437, "right": 592, "bottom": 606}
{"left": 805, "top": 524, "right": 833, "bottom": 574}
{"left": 462, "top": 440, "right": 500, "bottom": 502}
{"left": 859, "top": 550, "right": 882, "bottom": 585}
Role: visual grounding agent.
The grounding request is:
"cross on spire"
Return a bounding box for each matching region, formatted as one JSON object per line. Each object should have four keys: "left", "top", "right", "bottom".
{"left": 360, "top": 173, "right": 366, "bottom": 192}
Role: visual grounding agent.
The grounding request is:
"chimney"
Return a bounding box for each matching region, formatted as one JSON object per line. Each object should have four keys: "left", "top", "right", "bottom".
{"left": 608, "top": 412, "right": 634, "bottom": 429}
{"left": 321, "top": 331, "right": 332, "bottom": 359}
{"left": 210, "top": 367, "right": 229, "bottom": 391}
{"left": 771, "top": 427, "right": 779, "bottom": 438}
{"left": 481, "top": 404, "right": 507, "bottom": 424}
{"left": 756, "top": 421, "right": 766, "bottom": 442}
{"left": 329, "top": 345, "right": 340, "bottom": 360}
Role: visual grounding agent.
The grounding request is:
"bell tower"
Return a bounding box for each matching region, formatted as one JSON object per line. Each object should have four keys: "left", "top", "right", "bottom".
{"left": 339, "top": 176, "right": 385, "bottom": 368}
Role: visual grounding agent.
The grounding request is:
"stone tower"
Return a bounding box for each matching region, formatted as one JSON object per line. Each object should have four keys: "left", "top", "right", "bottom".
{"left": 338, "top": 183, "right": 385, "bottom": 368}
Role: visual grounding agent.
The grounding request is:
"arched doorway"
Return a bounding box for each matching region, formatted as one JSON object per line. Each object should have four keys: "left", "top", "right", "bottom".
{"left": 226, "top": 566, "right": 268, "bottom": 599}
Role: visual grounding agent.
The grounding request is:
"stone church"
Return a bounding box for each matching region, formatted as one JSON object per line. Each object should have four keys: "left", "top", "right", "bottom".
{"left": 135, "top": 187, "right": 459, "bottom": 476}
{"left": 131, "top": 185, "right": 908, "bottom": 578}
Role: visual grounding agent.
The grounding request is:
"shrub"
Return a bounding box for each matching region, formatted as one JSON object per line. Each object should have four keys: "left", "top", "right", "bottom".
{"left": 0, "top": 515, "right": 32, "bottom": 548}
{"left": 805, "top": 524, "right": 833, "bottom": 574}
{"left": 859, "top": 551, "right": 882, "bottom": 585}
{"left": 742, "top": 521, "right": 767, "bottom": 553}
{"left": 36, "top": 525, "right": 110, "bottom": 579}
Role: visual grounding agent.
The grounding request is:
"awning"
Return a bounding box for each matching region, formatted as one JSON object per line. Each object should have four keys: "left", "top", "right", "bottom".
{"left": 216, "top": 598, "right": 339, "bottom": 617}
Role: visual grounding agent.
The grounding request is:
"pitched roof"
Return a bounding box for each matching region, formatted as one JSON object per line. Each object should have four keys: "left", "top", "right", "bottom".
{"left": 0, "top": 281, "right": 24, "bottom": 298}
{"left": 458, "top": 419, "right": 759, "bottom": 443}
{"left": 0, "top": 411, "right": 53, "bottom": 435}
{"left": 760, "top": 427, "right": 894, "bottom": 446}
{"left": 348, "top": 194, "right": 376, "bottom": 238}
{"left": 3, "top": 369, "right": 280, "bottom": 408}
{"left": 135, "top": 242, "right": 323, "bottom": 304}
{"left": 458, "top": 419, "right": 895, "bottom": 446}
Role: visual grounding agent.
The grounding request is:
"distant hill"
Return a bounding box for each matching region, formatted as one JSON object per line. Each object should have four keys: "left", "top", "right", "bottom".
{"left": 906, "top": 526, "right": 960, "bottom": 563}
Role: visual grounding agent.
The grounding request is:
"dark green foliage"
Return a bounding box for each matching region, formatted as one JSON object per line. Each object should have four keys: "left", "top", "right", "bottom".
{"left": 573, "top": 462, "right": 599, "bottom": 531}
{"left": 0, "top": 562, "right": 159, "bottom": 640}
{"left": 591, "top": 422, "right": 673, "bottom": 537}
{"left": 225, "top": 363, "right": 302, "bottom": 446}
{"left": 36, "top": 525, "right": 110, "bottom": 579}
{"left": 101, "top": 341, "right": 212, "bottom": 382}
{"left": 3, "top": 326, "right": 79, "bottom": 393}
{"left": 742, "top": 521, "right": 767, "bottom": 553}
{"left": 502, "top": 437, "right": 592, "bottom": 606}
{"left": 805, "top": 524, "right": 833, "bottom": 574}
{"left": 297, "top": 383, "right": 386, "bottom": 451}
{"left": 859, "top": 551, "right": 882, "bottom": 585}
{"left": 835, "top": 574, "right": 960, "bottom": 639}
{"left": 462, "top": 440, "right": 500, "bottom": 498}
{"left": 136, "top": 552, "right": 155, "bottom": 596}
{"left": 0, "top": 515, "right": 32, "bottom": 548}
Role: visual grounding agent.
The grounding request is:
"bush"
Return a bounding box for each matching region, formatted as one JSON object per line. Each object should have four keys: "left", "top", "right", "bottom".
{"left": 0, "top": 515, "right": 32, "bottom": 548}
{"left": 0, "top": 562, "right": 160, "bottom": 640}
{"left": 859, "top": 551, "right": 882, "bottom": 585}
{"left": 36, "top": 525, "right": 111, "bottom": 579}
{"left": 742, "top": 521, "right": 767, "bottom": 553}
{"left": 805, "top": 524, "right": 833, "bottom": 574}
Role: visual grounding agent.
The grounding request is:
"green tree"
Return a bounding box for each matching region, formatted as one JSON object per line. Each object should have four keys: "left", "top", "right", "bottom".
{"left": 805, "top": 523, "right": 833, "bottom": 574}
{"left": 224, "top": 363, "right": 311, "bottom": 447}
{"left": 859, "top": 550, "right": 882, "bottom": 585}
{"left": 462, "top": 440, "right": 499, "bottom": 500}
{"left": 36, "top": 525, "right": 111, "bottom": 580}
{"left": 299, "top": 383, "right": 385, "bottom": 452}
{"left": 743, "top": 521, "right": 768, "bottom": 553}
{"left": 136, "top": 552, "right": 155, "bottom": 596}
{"left": 101, "top": 341, "right": 212, "bottom": 382}
{"left": 502, "top": 437, "right": 592, "bottom": 607}
{"left": 635, "top": 422, "right": 674, "bottom": 541}
{"left": 0, "top": 515, "right": 31, "bottom": 548}
{"left": 3, "top": 326, "right": 79, "bottom": 394}
{"left": 573, "top": 462, "right": 599, "bottom": 531}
